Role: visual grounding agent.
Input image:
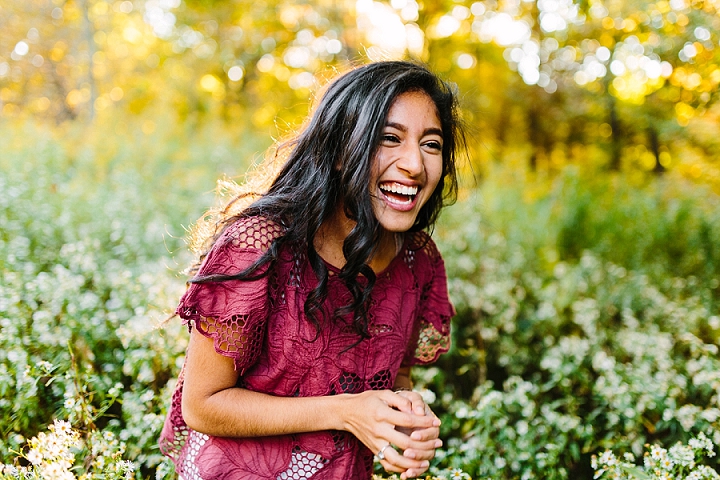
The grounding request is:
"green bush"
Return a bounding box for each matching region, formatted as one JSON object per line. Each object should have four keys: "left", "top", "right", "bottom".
{"left": 421, "top": 168, "right": 720, "bottom": 478}
{"left": 1, "top": 119, "right": 719, "bottom": 478}
{"left": 0, "top": 117, "right": 262, "bottom": 476}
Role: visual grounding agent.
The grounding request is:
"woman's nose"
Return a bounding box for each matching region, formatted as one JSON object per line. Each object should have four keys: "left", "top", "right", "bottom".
{"left": 396, "top": 145, "right": 424, "bottom": 177}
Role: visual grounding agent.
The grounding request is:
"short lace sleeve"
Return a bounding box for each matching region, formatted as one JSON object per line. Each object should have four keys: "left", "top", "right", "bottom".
{"left": 404, "top": 234, "right": 455, "bottom": 366}
{"left": 175, "top": 216, "right": 284, "bottom": 374}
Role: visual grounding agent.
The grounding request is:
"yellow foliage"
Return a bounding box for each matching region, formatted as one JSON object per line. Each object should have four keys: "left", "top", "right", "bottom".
{"left": 109, "top": 87, "right": 124, "bottom": 102}
{"left": 32, "top": 97, "right": 51, "bottom": 112}
{"left": 92, "top": 0, "right": 109, "bottom": 15}
{"left": 656, "top": 1, "right": 671, "bottom": 13}
{"left": 122, "top": 25, "right": 142, "bottom": 44}
{"left": 66, "top": 89, "right": 84, "bottom": 107}
{"left": 199, "top": 74, "right": 222, "bottom": 93}
{"left": 50, "top": 41, "right": 67, "bottom": 62}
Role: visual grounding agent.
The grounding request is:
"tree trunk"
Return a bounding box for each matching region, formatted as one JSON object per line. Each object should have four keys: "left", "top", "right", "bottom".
{"left": 648, "top": 126, "right": 666, "bottom": 174}
{"left": 608, "top": 95, "right": 622, "bottom": 170}
{"left": 527, "top": 96, "right": 543, "bottom": 171}
{"left": 80, "top": 0, "right": 96, "bottom": 120}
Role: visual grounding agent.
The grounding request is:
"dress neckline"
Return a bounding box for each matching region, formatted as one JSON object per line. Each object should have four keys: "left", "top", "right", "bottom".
{"left": 321, "top": 234, "right": 407, "bottom": 278}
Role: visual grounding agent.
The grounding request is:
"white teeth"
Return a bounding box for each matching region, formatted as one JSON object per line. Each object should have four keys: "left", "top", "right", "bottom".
{"left": 386, "top": 196, "right": 412, "bottom": 205}
{"left": 380, "top": 183, "right": 418, "bottom": 196}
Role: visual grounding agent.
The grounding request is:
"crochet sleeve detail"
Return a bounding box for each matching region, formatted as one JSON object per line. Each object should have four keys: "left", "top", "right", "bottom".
{"left": 175, "top": 216, "right": 284, "bottom": 374}
{"left": 405, "top": 233, "right": 455, "bottom": 366}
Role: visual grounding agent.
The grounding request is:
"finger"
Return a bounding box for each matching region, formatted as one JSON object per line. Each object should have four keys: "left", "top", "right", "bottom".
{"left": 423, "top": 403, "right": 439, "bottom": 421}
{"left": 387, "top": 409, "right": 439, "bottom": 430}
{"left": 401, "top": 436, "right": 441, "bottom": 460}
{"left": 376, "top": 447, "right": 413, "bottom": 474}
{"left": 401, "top": 465, "right": 430, "bottom": 479}
{"left": 383, "top": 419, "right": 441, "bottom": 451}
{"left": 381, "top": 429, "right": 423, "bottom": 454}
{"left": 379, "top": 460, "right": 405, "bottom": 474}
{"left": 396, "top": 438, "right": 442, "bottom": 451}
{"left": 380, "top": 390, "right": 414, "bottom": 414}
{"left": 363, "top": 391, "right": 432, "bottom": 431}
{"left": 402, "top": 444, "right": 439, "bottom": 461}
{"left": 380, "top": 446, "right": 430, "bottom": 472}
{"left": 409, "top": 425, "right": 441, "bottom": 442}
{"left": 394, "top": 390, "right": 426, "bottom": 416}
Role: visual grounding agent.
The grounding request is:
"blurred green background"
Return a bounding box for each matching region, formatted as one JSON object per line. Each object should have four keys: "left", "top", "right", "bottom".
{"left": 2, "top": 0, "right": 720, "bottom": 478}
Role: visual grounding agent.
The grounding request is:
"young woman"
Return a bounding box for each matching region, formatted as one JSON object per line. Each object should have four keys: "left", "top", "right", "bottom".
{"left": 159, "top": 61, "right": 464, "bottom": 480}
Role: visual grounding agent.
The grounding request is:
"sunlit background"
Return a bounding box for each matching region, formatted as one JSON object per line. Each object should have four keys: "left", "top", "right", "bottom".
{"left": 2, "top": 0, "right": 720, "bottom": 183}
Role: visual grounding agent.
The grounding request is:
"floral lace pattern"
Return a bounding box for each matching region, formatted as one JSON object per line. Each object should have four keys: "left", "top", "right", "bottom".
{"left": 159, "top": 217, "right": 454, "bottom": 479}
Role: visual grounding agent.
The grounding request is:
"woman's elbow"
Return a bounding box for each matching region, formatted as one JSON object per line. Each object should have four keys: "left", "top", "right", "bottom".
{"left": 181, "top": 391, "right": 214, "bottom": 433}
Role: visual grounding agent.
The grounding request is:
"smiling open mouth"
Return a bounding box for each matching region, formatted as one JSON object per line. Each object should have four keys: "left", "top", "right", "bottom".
{"left": 379, "top": 182, "right": 419, "bottom": 206}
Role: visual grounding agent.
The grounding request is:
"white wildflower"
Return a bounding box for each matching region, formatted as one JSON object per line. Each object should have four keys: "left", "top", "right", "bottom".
{"left": 598, "top": 450, "right": 616, "bottom": 466}
{"left": 42, "top": 462, "right": 66, "bottom": 480}
{"left": 2, "top": 464, "right": 19, "bottom": 476}
{"left": 669, "top": 442, "right": 694, "bottom": 467}
{"left": 26, "top": 448, "right": 43, "bottom": 465}
{"left": 38, "top": 360, "right": 54, "bottom": 371}
{"left": 650, "top": 445, "right": 666, "bottom": 461}
{"left": 689, "top": 431, "right": 716, "bottom": 456}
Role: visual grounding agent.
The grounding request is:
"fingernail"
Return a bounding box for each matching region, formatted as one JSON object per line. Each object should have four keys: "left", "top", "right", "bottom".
{"left": 411, "top": 431, "right": 421, "bottom": 440}
{"left": 433, "top": 419, "right": 441, "bottom": 426}
{"left": 435, "top": 440, "right": 443, "bottom": 448}
{"left": 421, "top": 460, "right": 430, "bottom": 468}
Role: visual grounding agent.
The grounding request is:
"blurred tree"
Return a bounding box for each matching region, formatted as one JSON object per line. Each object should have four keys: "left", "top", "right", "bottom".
{"left": 165, "top": 0, "right": 357, "bottom": 126}
{"left": 1, "top": 0, "right": 719, "bottom": 187}
{"left": 463, "top": 0, "right": 720, "bottom": 171}
{"left": 0, "top": 0, "right": 172, "bottom": 120}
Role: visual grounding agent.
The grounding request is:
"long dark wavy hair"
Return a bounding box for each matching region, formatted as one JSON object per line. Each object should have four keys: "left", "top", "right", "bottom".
{"left": 189, "top": 60, "right": 465, "bottom": 340}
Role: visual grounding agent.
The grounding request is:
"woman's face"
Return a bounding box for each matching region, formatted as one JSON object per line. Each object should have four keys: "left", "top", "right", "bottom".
{"left": 370, "top": 90, "right": 444, "bottom": 233}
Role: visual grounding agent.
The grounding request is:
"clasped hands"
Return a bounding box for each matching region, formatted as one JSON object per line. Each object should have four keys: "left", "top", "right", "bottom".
{"left": 345, "top": 389, "right": 441, "bottom": 479}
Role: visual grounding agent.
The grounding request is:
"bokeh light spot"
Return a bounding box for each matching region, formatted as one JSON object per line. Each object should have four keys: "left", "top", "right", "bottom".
{"left": 227, "top": 66, "right": 244, "bottom": 82}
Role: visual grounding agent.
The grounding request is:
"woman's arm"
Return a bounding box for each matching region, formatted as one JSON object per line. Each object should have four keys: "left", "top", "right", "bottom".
{"left": 181, "top": 329, "right": 440, "bottom": 477}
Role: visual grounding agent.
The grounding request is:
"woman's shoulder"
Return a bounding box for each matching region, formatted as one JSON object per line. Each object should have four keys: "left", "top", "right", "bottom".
{"left": 216, "top": 215, "right": 286, "bottom": 252}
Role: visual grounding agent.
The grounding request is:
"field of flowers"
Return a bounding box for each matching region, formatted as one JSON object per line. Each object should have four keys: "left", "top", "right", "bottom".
{"left": 1, "top": 118, "right": 719, "bottom": 479}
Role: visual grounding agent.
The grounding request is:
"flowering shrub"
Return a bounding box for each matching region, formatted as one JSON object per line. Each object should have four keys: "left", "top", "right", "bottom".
{"left": 0, "top": 419, "right": 134, "bottom": 479}
{"left": 2, "top": 121, "right": 720, "bottom": 477}
{"left": 0, "top": 121, "right": 212, "bottom": 476}
{"left": 373, "top": 469, "right": 471, "bottom": 480}
{"left": 592, "top": 432, "right": 720, "bottom": 479}
{"left": 417, "top": 171, "right": 720, "bottom": 478}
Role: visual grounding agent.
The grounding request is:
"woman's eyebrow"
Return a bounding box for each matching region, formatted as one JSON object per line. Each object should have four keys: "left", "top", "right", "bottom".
{"left": 385, "top": 122, "right": 444, "bottom": 138}
{"left": 424, "top": 127, "right": 444, "bottom": 138}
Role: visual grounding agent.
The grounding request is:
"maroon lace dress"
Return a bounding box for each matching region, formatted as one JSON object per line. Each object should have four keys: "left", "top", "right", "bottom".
{"left": 159, "top": 216, "right": 454, "bottom": 480}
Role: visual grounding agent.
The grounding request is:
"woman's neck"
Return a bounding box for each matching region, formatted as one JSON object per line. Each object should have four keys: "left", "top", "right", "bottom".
{"left": 314, "top": 209, "right": 400, "bottom": 274}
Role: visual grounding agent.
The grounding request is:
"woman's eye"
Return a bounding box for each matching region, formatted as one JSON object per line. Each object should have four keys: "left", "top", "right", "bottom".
{"left": 382, "top": 134, "right": 400, "bottom": 143}
{"left": 424, "top": 141, "right": 443, "bottom": 151}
